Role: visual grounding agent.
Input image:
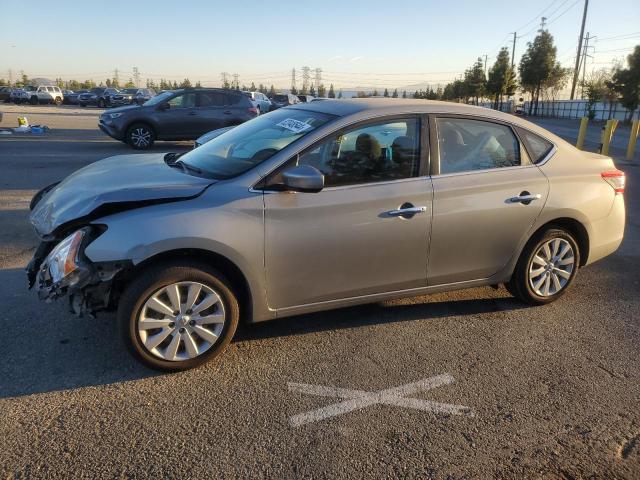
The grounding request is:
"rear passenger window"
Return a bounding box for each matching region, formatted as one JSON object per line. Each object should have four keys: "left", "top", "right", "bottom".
{"left": 437, "top": 118, "right": 520, "bottom": 174}
{"left": 518, "top": 129, "right": 554, "bottom": 163}
{"left": 198, "top": 92, "right": 226, "bottom": 107}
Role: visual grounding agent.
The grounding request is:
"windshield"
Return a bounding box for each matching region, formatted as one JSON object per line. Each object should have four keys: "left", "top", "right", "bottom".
{"left": 180, "top": 108, "right": 335, "bottom": 179}
{"left": 143, "top": 90, "right": 174, "bottom": 106}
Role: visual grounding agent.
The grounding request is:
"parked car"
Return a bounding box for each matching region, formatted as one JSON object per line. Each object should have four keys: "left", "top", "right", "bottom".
{"left": 98, "top": 88, "right": 258, "bottom": 149}
{"left": 63, "top": 89, "right": 89, "bottom": 105}
{"left": 27, "top": 99, "right": 626, "bottom": 371}
{"left": 135, "top": 88, "right": 156, "bottom": 104}
{"left": 110, "top": 88, "right": 140, "bottom": 106}
{"left": 270, "top": 93, "right": 300, "bottom": 109}
{"left": 0, "top": 86, "right": 11, "bottom": 102}
{"left": 297, "top": 94, "right": 315, "bottom": 103}
{"left": 12, "top": 85, "right": 64, "bottom": 105}
{"left": 78, "top": 87, "right": 119, "bottom": 107}
{"left": 193, "top": 126, "right": 235, "bottom": 148}
{"left": 242, "top": 91, "right": 271, "bottom": 113}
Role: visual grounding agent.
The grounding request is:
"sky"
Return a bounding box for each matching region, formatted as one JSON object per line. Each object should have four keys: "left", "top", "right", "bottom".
{"left": 1, "top": 0, "right": 639, "bottom": 92}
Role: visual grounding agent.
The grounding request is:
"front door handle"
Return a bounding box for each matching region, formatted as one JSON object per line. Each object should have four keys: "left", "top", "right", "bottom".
{"left": 386, "top": 203, "right": 427, "bottom": 218}
{"left": 507, "top": 191, "right": 542, "bottom": 205}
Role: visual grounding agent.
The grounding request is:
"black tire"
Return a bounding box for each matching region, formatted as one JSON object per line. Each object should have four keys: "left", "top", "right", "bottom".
{"left": 118, "top": 261, "right": 240, "bottom": 371}
{"left": 79, "top": 102, "right": 86, "bottom": 107}
{"left": 126, "top": 123, "right": 155, "bottom": 150}
{"left": 54, "top": 97, "right": 62, "bottom": 105}
{"left": 29, "top": 96, "right": 38, "bottom": 105}
{"left": 98, "top": 98, "right": 106, "bottom": 108}
{"left": 507, "top": 228, "right": 580, "bottom": 305}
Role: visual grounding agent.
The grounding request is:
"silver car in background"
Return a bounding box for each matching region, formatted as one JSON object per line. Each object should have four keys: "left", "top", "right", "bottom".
{"left": 27, "top": 99, "right": 626, "bottom": 371}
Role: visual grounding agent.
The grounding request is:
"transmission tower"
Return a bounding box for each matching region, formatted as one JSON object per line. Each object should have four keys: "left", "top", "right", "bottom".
{"left": 114, "top": 68, "right": 120, "bottom": 87}
{"left": 291, "top": 68, "right": 297, "bottom": 91}
{"left": 220, "top": 72, "right": 230, "bottom": 87}
{"left": 302, "top": 66, "right": 311, "bottom": 92}
{"left": 232, "top": 73, "right": 239, "bottom": 89}
{"left": 314, "top": 68, "right": 322, "bottom": 89}
{"left": 133, "top": 67, "right": 140, "bottom": 87}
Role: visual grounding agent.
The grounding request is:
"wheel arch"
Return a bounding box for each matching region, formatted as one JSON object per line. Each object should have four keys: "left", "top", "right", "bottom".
{"left": 121, "top": 248, "right": 253, "bottom": 323}
{"left": 526, "top": 217, "right": 590, "bottom": 266}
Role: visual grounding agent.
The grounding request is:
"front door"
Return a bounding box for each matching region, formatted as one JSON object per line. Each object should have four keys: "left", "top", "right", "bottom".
{"left": 263, "top": 116, "right": 432, "bottom": 309}
{"left": 427, "top": 116, "right": 549, "bottom": 285}
{"left": 157, "top": 92, "right": 198, "bottom": 138}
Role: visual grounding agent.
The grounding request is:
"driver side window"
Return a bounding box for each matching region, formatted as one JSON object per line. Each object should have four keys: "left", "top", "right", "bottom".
{"left": 298, "top": 118, "right": 420, "bottom": 187}
{"left": 437, "top": 118, "right": 520, "bottom": 175}
{"left": 168, "top": 93, "right": 196, "bottom": 109}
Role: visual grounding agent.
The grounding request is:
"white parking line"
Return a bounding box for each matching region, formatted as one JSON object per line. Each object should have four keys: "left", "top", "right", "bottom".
{"left": 288, "top": 373, "right": 474, "bottom": 427}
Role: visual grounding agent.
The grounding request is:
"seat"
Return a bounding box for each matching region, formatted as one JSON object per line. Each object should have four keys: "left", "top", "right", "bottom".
{"left": 391, "top": 136, "right": 418, "bottom": 177}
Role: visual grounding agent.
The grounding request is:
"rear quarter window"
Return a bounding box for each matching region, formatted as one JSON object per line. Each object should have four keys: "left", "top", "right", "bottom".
{"left": 518, "top": 128, "right": 554, "bottom": 163}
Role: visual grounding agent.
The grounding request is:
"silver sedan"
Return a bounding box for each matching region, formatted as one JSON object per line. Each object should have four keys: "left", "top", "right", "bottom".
{"left": 28, "top": 99, "right": 625, "bottom": 370}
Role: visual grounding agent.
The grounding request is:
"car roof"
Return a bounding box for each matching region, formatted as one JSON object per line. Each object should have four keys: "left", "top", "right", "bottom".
{"left": 288, "top": 98, "right": 566, "bottom": 144}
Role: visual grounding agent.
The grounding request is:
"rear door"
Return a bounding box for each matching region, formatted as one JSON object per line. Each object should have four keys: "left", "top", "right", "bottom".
{"left": 195, "top": 91, "right": 227, "bottom": 135}
{"left": 427, "top": 115, "right": 549, "bottom": 285}
{"left": 263, "top": 115, "right": 432, "bottom": 309}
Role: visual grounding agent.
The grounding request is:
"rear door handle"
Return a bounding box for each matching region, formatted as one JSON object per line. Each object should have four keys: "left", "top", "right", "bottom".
{"left": 507, "top": 192, "right": 541, "bottom": 204}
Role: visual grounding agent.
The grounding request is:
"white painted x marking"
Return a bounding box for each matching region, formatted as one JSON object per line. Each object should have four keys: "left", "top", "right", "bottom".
{"left": 288, "top": 373, "right": 474, "bottom": 427}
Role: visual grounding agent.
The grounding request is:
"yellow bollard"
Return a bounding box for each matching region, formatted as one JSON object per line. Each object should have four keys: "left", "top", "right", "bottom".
{"left": 627, "top": 119, "right": 640, "bottom": 160}
{"left": 600, "top": 119, "right": 619, "bottom": 156}
{"left": 576, "top": 117, "right": 588, "bottom": 150}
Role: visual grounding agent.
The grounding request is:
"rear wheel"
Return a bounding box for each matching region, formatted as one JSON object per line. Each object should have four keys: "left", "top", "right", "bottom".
{"left": 54, "top": 97, "right": 62, "bottom": 105}
{"left": 507, "top": 228, "right": 580, "bottom": 305}
{"left": 126, "top": 123, "right": 155, "bottom": 150}
{"left": 118, "top": 262, "right": 239, "bottom": 371}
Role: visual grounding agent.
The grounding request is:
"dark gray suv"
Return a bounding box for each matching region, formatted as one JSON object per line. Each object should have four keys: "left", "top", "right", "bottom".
{"left": 99, "top": 88, "right": 258, "bottom": 149}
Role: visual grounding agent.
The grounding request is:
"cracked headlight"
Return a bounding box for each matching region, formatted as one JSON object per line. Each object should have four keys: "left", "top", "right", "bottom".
{"left": 45, "top": 229, "right": 85, "bottom": 285}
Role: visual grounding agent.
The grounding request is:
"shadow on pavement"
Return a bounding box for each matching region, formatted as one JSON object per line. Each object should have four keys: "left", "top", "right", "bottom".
{"left": 237, "top": 292, "right": 526, "bottom": 342}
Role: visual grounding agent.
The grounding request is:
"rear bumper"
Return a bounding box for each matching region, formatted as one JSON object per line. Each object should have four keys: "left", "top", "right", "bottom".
{"left": 585, "top": 194, "right": 625, "bottom": 265}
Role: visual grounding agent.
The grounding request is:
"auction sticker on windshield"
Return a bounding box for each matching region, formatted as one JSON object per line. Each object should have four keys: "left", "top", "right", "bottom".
{"left": 277, "top": 118, "right": 313, "bottom": 134}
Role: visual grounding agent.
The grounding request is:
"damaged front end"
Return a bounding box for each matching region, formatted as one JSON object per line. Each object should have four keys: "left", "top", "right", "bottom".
{"left": 27, "top": 226, "right": 129, "bottom": 317}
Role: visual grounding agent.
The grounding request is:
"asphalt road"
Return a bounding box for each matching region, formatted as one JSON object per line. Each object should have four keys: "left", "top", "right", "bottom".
{"left": 0, "top": 105, "right": 639, "bottom": 479}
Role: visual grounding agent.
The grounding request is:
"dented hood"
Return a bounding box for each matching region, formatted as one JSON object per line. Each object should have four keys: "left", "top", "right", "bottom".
{"left": 30, "top": 153, "right": 215, "bottom": 237}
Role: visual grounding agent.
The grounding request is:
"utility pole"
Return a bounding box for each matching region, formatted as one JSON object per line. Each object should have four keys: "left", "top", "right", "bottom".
{"left": 483, "top": 54, "right": 488, "bottom": 76}
{"left": 570, "top": 0, "right": 589, "bottom": 100}
{"left": 133, "top": 67, "right": 140, "bottom": 87}
{"left": 114, "top": 68, "right": 119, "bottom": 87}
{"left": 539, "top": 16, "right": 547, "bottom": 31}
{"left": 291, "top": 68, "right": 296, "bottom": 91}
{"left": 510, "top": 32, "right": 518, "bottom": 68}
{"left": 580, "top": 32, "right": 595, "bottom": 99}
{"left": 8, "top": 69, "right": 13, "bottom": 86}
{"left": 314, "top": 68, "right": 322, "bottom": 89}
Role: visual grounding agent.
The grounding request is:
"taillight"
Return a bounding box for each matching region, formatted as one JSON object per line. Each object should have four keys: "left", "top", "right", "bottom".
{"left": 248, "top": 107, "right": 258, "bottom": 115}
{"left": 601, "top": 170, "right": 625, "bottom": 194}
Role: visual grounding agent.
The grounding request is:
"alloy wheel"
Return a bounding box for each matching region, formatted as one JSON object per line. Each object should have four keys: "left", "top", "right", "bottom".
{"left": 130, "top": 127, "right": 152, "bottom": 148}
{"left": 528, "top": 238, "right": 575, "bottom": 297}
{"left": 137, "top": 281, "right": 226, "bottom": 361}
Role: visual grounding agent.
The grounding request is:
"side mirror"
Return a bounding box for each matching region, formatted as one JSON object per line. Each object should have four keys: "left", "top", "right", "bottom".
{"left": 282, "top": 165, "right": 324, "bottom": 193}
{"left": 159, "top": 102, "right": 170, "bottom": 110}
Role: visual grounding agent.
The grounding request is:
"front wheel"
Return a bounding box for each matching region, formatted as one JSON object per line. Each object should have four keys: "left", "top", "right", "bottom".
{"left": 507, "top": 228, "right": 580, "bottom": 305}
{"left": 126, "top": 123, "right": 155, "bottom": 150}
{"left": 118, "top": 262, "right": 240, "bottom": 371}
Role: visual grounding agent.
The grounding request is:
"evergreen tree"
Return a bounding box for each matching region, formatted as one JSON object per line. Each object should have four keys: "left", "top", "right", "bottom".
{"left": 195, "top": 81, "right": 202, "bottom": 88}
{"left": 372, "top": 89, "right": 379, "bottom": 96}
{"left": 383, "top": 88, "right": 389, "bottom": 97}
{"left": 338, "top": 90, "right": 343, "bottom": 98}
{"left": 269, "top": 84, "right": 276, "bottom": 97}
{"left": 611, "top": 45, "right": 640, "bottom": 122}
{"left": 291, "top": 85, "right": 298, "bottom": 94}
{"left": 250, "top": 82, "right": 256, "bottom": 91}
{"left": 317, "top": 84, "right": 326, "bottom": 97}
{"left": 309, "top": 84, "right": 316, "bottom": 96}
{"left": 125, "top": 78, "right": 135, "bottom": 88}
{"left": 464, "top": 58, "right": 486, "bottom": 105}
{"left": 392, "top": 88, "right": 398, "bottom": 98}
{"left": 402, "top": 90, "right": 407, "bottom": 98}
{"left": 328, "top": 84, "right": 335, "bottom": 98}
{"left": 519, "top": 30, "right": 559, "bottom": 115}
